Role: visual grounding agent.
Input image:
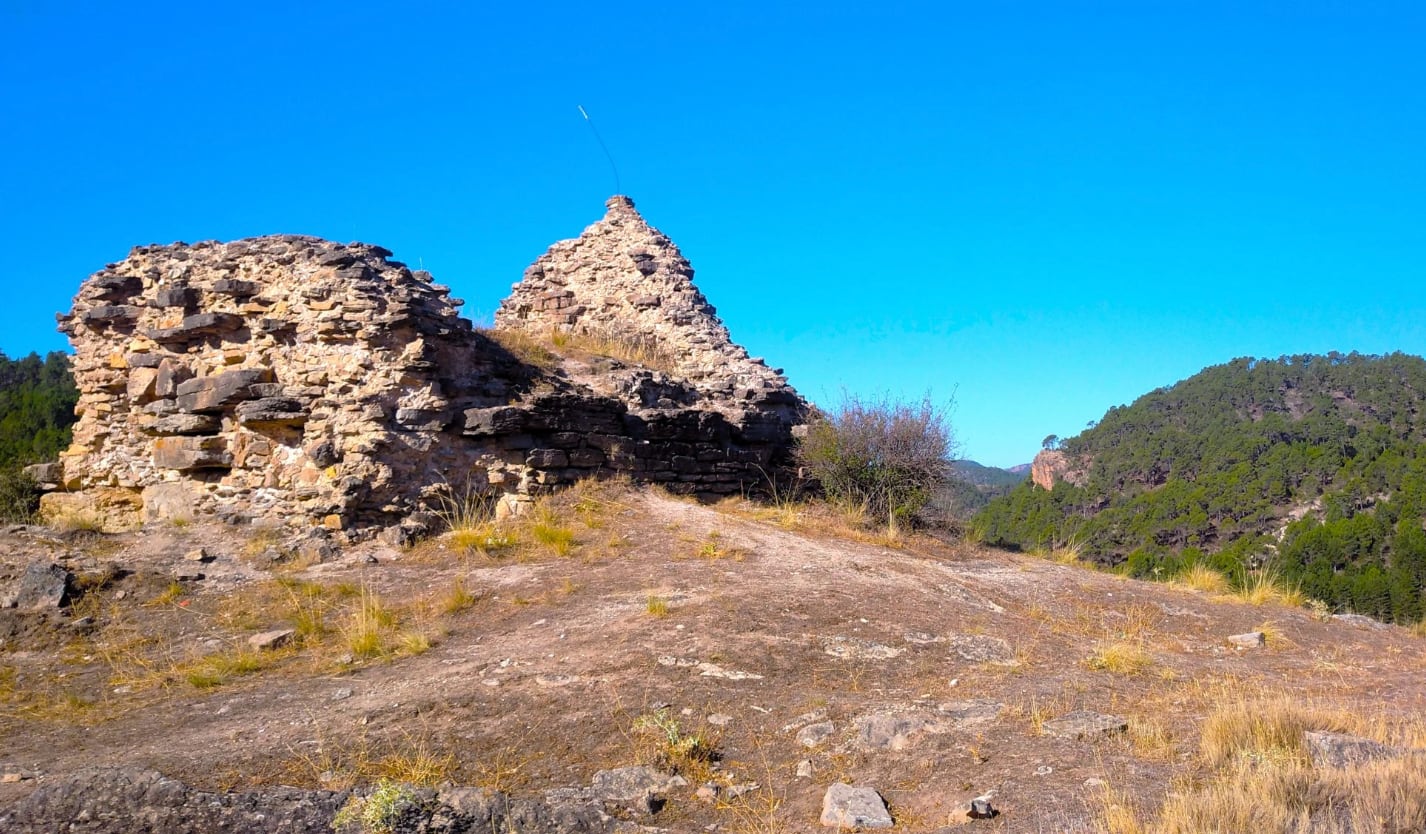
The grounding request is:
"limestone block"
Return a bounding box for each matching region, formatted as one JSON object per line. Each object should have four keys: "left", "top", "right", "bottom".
{"left": 126, "top": 367, "right": 159, "bottom": 403}
{"left": 176, "top": 369, "right": 270, "bottom": 413}
{"left": 143, "top": 414, "right": 221, "bottom": 436}
{"left": 147, "top": 312, "right": 244, "bottom": 342}
{"left": 142, "top": 482, "right": 197, "bottom": 523}
{"left": 820, "top": 784, "right": 892, "bottom": 829}
{"left": 463, "top": 406, "right": 528, "bottom": 436}
{"left": 236, "top": 398, "right": 308, "bottom": 426}
{"left": 81, "top": 305, "right": 142, "bottom": 324}
{"left": 154, "top": 436, "right": 232, "bottom": 470}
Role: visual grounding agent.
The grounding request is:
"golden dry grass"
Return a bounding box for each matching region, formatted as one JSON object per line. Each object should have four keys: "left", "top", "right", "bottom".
{"left": 1234, "top": 569, "right": 1306, "bottom": 608}
{"left": 1105, "top": 694, "right": 1426, "bottom": 833}
{"left": 1173, "top": 563, "right": 1230, "bottom": 594}
{"left": 479, "top": 326, "right": 559, "bottom": 369}
{"left": 1085, "top": 641, "right": 1154, "bottom": 676}
{"left": 549, "top": 326, "right": 679, "bottom": 373}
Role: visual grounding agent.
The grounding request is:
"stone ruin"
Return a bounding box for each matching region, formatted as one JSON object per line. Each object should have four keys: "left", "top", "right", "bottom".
{"left": 42, "top": 196, "right": 805, "bottom": 538}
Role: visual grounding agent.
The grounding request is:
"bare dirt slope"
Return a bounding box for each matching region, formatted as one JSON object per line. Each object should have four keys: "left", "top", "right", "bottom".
{"left": 3, "top": 483, "right": 1425, "bottom": 831}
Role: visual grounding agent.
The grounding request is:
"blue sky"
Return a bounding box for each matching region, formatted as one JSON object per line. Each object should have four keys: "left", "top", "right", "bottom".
{"left": 3, "top": 1, "right": 1424, "bottom": 467}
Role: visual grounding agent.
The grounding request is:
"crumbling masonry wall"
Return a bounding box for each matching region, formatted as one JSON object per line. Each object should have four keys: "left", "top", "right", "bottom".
{"left": 46, "top": 199, "right": 805, "bottom": 536}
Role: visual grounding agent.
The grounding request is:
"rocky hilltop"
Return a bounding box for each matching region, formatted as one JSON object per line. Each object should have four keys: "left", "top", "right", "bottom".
{"left": 44, "top": 198, "right": 805, "bottom": 537}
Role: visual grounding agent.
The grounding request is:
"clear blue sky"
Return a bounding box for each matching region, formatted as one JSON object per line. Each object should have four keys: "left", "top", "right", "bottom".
{"left": 3, "top": 2, "right": 1424, "bottom": 468}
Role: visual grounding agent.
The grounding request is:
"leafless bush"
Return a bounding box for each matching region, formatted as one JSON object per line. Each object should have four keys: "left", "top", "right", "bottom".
{"left": 796, "top": 393, "right": 956, "bottom": 535}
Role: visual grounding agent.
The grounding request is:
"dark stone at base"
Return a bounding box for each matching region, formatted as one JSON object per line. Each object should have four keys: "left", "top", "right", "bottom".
{"left": 0, "top": 767, "right": 619, "bottom": 834}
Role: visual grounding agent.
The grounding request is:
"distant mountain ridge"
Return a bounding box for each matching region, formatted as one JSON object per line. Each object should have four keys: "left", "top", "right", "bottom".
{"left": 934, "top": 459, "right": 1028, "bottom": 519}
{"left": 951, "top": 459, "right": 1028, "bottom": 488}
{"left": 975, "top": 352, "right": 1426, "bottom": 624}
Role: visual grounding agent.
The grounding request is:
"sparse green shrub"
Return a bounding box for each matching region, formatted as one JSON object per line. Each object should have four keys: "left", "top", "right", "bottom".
{"left": 332, "top": 778, "right": 426, "bottom": 834}
{"left": 796, "top": 392, "right": 957, "bottom": 535}
{"left": 633, "top": 707, "right": 717, "bottom": 775}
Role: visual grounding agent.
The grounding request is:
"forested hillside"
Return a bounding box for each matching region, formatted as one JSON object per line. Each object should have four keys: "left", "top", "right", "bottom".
{"left": 975, "top": 352, "right": 1426, "bottom": 623}
{"left": 0, "top": 351, "right": 78, "bottom": 520}
{"left": 0, "top": 351, "right": 77, "bottom": 468}
{"left": 934, "top": 460, "right": 1027, "bottom": 518}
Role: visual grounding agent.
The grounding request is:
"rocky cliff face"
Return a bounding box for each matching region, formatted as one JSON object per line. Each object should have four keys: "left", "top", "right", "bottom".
{"left": 1029, "top": 449, "right": 1089, "bottom": 491}
{"left": 45, "top": 199, "right": 805, "bottom": 537}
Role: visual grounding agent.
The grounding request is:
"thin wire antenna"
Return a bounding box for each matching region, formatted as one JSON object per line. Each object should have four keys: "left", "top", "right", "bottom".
{"left": 578, "top": 104, "right": 622, "bottom": 195}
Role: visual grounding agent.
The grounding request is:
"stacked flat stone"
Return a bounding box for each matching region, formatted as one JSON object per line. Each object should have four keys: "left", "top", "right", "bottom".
{"left": 45, "top": 200, "right": 806, "bottom": 536}
{"left": 496, "top": 196, "right": 801, "bottom": 425}
{"left": 52, "top": 235, "right": 514, "bottom": 531}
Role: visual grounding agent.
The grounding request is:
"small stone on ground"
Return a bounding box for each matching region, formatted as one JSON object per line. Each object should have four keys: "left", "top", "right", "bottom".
{"left": 1042, "top": 710, "right": 1128, "bottom": 740}
{"left": 820, "top": 783, "right": 892, "bottom": 829}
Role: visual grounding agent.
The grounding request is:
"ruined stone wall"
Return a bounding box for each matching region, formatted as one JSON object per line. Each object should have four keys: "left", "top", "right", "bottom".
{"left": 496, "top": 196, "right": 798, "bottom": 422}
{"left": 47, "top": 200, "right": 806, "bottom": 536}
{"left": 53, "top": 235, "right": 513, "bottom": 531}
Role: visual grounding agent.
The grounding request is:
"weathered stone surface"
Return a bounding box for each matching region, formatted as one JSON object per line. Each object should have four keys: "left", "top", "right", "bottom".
{"left": 2, "top": 562, "right": 72, "bottom": 610}
{"left": 936, "top": 699, "right": 1004, "bottom": 727}
{"left": 248, "top": 628, "right": 296, "bottom": 650}
{"left": 141, "top": 482, "right": 196, "bottom": 523}
{"left": 49, "top": 201, "right": 805, "bottom": 532}
{"left": 589, "top": 766, "right": 685, "bottom": 815}
{"left": 820, "top": 783, "right": 892, "bottom": 829}
{"left": 0, "top": 767, "right": 346, "bottom": 834}
{"left": 463, "top": 405, "right": 529, "bottom": 436}
{"left": 0, "top": 766, "right": 619, "bottom": 834}
{"left": 1030, "top": 448, "right": 1090, "bottom": 490}
{"left": 236, "top": 397, "right": 308, "bottom": 426}
{"left": 823, "top": 636, "right": 903, "bottom": 660}
{"left": 147, "top": 312, "right": 245, "bottom": 342}
{"left": 1304, "top": 730, "right": 1402, "bottom": 768}
{"left": 1332, "top": 613, "right": 1388, "bottom": 630}
{"left": 175, "top": 369, "right": 270, "bottom": 413}
{"left": 143, "top": 413, "right": 222, "bottom": 436}
{"left": 947, "top": 634, "right": 1017, "bottom": 665}
{"left": 22, "top": 462, "right": 63, "bottom": 488}
{"left": 797, "top": 721, "right": 837, "bottom": 749}
{"left": 1042, "top": 710, "right": 1129, "bottom": 740}
{"left": 1228, "top": 631, "right": 1266, "bottom": 648}
{"left": 81, "top": 304, "right": 142, "bottom": 323}
{"left": 854, "top": 711, "right": 942, "bottom": 751}
{"left": 153, "top": 436, "right": 231, "bottom": 470}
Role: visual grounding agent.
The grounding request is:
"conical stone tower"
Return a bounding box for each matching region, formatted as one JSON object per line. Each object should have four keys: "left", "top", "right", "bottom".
{"left": 496, "top": 196, "right": 799, "bottom": 419}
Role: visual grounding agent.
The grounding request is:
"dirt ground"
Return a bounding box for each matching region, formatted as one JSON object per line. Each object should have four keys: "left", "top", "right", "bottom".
{"left": 2, "top": 482, "right": 1424, "bottom": 832}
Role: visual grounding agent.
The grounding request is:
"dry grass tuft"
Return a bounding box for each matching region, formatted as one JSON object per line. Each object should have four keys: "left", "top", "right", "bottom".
{"left": 632, "top": 707, "right": 719, "bottom": 782}
{"left": 1234, "top": 569, "right": 1306, "bottom": 608}
{"left": 1085, "top": 641, "right": 1154, "bottom": 676}
{"left": 1104, "top": 695, "right": 1426, "bottom": 833}
{"left": 550, "top": 326, "right": 679, "bottom": 373}
{"left": 291, "top": 728, "right": 460, "bottom": 791}
{"left": 529, "top": 513, "right": 576, "bottom": 556}
{"left": 1174, "top": 563, "right": 1230, "bottom": 594}
{"left": 440, "top": 578, "right": 478, "bottom": 615}
{"left": 479, "top": 327, "right": 558, "bottom": 369}
{"left": 182, "top": 649, "right": 273, "bottom": 689}
{"left": 645, "top": 595, "right": 671, "bottom": 617}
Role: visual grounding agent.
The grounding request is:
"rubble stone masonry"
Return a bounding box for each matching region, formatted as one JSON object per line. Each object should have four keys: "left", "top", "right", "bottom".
{"left": 45, "top": 197, "right": 805, "bottom": 538}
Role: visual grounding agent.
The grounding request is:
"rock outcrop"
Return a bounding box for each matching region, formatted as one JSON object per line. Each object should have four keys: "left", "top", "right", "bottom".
{"left": 44, "top": 198, "right": 805, "bottom": 536}
{"left": 0, "top": 767, "right": 620, "bottom": 834}
{"left": 1029, "top": 449, "right": 1089, "bottom": 491}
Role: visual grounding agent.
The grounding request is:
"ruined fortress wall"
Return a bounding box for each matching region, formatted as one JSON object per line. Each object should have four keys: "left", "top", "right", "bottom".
{"left": 496, "top": 196, "right": 798, "bottom": 417}
{"left": 47, "top": 200, "right": 805, "bottom": 536}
